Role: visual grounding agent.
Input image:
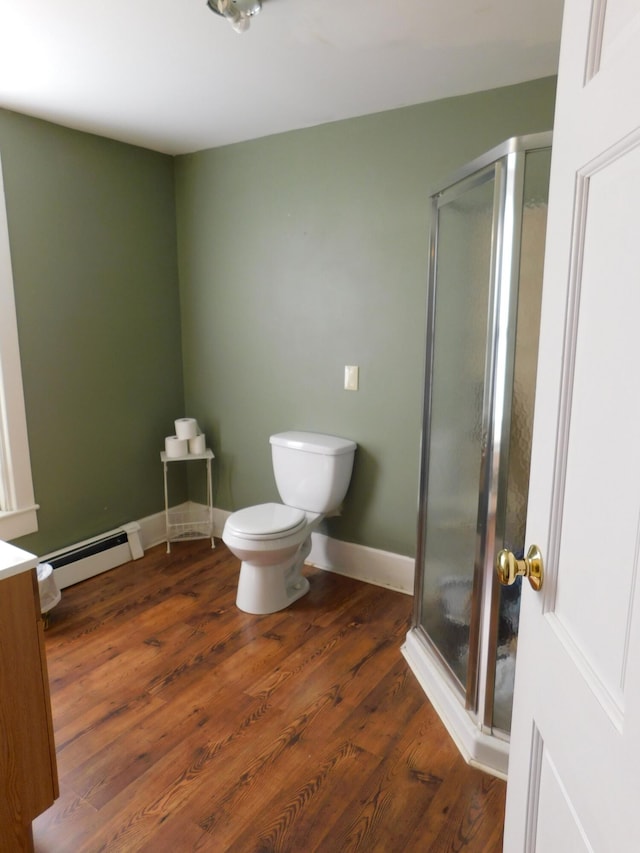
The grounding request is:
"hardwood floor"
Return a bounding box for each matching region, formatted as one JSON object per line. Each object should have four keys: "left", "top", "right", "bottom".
{"left": 32, "top": 539, "right": 506, "bottom": 852}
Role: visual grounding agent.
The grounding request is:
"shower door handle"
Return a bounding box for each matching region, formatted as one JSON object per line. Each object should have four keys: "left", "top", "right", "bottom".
{"left": 496, "top": 545, "right": 544, "bottom": 592}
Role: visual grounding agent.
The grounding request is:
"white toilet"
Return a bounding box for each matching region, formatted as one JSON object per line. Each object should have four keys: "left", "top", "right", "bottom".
{"left": 222, "top": 431, "right": 357, "bottom": 614}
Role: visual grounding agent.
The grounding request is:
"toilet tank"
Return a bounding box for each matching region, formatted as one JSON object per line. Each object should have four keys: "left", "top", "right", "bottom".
{"left": 270, "top": 431, "right": 357, "bottom": 513}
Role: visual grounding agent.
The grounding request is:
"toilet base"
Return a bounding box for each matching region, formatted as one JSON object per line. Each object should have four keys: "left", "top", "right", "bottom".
{"left": 225, "top": 524, "right": 316, "bottom": 616}
{"left": 236, "top": 560, "right": 310, "bottom": 614}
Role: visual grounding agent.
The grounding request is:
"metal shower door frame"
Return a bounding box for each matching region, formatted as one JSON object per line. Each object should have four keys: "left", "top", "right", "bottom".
{"left": 413, "top": 132, "right": 553, "bottom": 731}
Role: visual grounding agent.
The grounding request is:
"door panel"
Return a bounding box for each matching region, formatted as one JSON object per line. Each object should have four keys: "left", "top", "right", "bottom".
{"left": 536, "top": 740, "right": 593, "bottom": 853}
{"left": 555, "top": 141, "right": 640, "bottom": 722}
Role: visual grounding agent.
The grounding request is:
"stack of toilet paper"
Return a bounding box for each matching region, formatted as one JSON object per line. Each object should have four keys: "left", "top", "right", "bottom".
{"left": 164, "top": 418, "right": 207, "bottom": 458}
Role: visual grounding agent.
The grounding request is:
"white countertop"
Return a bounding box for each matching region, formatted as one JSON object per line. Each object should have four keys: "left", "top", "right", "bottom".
{"left": 0, "top": 540, "right": 38, "bottom": 581}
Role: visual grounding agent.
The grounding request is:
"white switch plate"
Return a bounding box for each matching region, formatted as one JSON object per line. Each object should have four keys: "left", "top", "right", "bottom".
{"left": 344, "top": 365, "right": 359, "bottom": 391}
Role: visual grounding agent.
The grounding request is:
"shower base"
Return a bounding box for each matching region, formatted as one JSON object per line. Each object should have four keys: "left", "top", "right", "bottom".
{"left": 402, "top": 628, "right": 509, "bottom": 779}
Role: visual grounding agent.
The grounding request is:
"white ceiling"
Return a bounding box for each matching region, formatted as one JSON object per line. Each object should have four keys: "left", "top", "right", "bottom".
{"left": 0, "top": 0, "right": 564, "bottom": 156}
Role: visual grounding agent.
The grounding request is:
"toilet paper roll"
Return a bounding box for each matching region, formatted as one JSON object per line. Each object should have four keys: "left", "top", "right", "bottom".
{"left": 175, "top": 417, "right": 199, "bottom": 440}
{"left": 189, "top": 433, "right": 206, "bottom": 455}
{"left": 165, "top": 435, "right": 189, "bottom": 458}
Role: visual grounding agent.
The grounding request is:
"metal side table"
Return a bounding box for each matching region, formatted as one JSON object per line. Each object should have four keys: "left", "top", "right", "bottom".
{"left": 161, "top": 448, "right": 215, "bottom": 553}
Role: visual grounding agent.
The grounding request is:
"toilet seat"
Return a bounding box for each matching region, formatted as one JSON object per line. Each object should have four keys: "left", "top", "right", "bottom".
{"left": 225, "top": 503, "right": 307, "bottom": 541}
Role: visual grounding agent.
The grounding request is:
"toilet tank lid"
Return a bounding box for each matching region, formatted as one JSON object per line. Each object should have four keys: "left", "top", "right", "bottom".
{"left": 270, "top": 431, "right": 356, "bottom": 456}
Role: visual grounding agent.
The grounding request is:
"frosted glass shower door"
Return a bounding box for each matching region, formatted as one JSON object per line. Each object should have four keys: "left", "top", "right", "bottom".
{"left": 418, "top": 167, "right": 496, "bottom": 690}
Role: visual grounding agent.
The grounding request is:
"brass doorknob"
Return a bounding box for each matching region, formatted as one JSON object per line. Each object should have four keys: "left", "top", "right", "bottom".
{"left": 496, "top": 544, "right": 544, "bottom": 592}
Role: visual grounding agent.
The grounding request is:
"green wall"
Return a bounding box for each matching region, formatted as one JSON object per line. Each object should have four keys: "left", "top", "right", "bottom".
{"left": 174, "top": 76, "right": 557, "bottom": 557}
{"left": 0, "top": 75, "right": 556, "bottom": 560}
{"left": 0, "top": 109, "right": 186, "bottom": 556}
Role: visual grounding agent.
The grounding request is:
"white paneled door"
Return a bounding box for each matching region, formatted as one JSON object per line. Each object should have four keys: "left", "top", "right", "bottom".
{"left": 504, "top": 1, "right": 640, "bottom": 850}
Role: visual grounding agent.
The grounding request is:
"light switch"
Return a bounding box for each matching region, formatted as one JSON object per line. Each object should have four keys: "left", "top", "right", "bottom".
{"left": 344, "top": 365, "right": 359, "bottom": 391}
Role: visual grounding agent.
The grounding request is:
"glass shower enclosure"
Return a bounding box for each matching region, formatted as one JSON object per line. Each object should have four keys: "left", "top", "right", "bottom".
{"left": 402, "top": 133, "right": 552, "bottom": 777}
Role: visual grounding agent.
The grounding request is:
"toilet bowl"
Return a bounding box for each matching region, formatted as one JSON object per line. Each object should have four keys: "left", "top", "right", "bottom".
{"left": 222, "top": 431, "right": 356, "bottom": 615}
{"left": 224, "top": 503, "right": 321, "bottom": 614}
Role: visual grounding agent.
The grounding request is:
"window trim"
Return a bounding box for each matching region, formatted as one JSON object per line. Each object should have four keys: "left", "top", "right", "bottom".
{"left": 0, "top": 154, "right": 38, "bottom": 540}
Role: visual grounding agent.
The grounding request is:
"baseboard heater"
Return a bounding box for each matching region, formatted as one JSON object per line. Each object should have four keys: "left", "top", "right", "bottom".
{"left": 42, "top": 522, "right": 144, "bottom": 590}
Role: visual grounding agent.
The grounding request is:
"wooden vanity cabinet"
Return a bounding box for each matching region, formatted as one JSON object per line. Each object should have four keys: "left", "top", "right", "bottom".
{"left": 1, "top": 567, "right": 58, "bottom": 853}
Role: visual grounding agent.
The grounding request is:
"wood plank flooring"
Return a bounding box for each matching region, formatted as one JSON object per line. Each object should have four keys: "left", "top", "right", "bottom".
{"left": 32, "top": 539, "right": 506, "bottom": 852}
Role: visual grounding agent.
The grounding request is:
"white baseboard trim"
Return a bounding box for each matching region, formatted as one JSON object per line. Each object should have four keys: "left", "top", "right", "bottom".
{"left": 401, "top": 628, "right": 509, "bottom": 779}
{"left": 211, "top": 506, "right": 230, "bottom": 539}
{"left": 46, "top": 503, "right": 414, "bottom": 596}
{"left": 138, "top": 502, "right": 230, "bottom": 550}
{"left": 308, "top": 531, "right": 414, "bottom": 594}
{"left": 196, "top": 504, "right": 414, "bottom": 594}
{"left": 188, "top": 507, "right": 415, "bottom": 595}
{"left": 137, "top": 508, "right": 167, "bottom": 549}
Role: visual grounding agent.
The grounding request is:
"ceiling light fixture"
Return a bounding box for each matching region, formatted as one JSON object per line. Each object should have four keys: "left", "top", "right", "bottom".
{"left": 206, "top": 0, "right": 262, "bottom": 34}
